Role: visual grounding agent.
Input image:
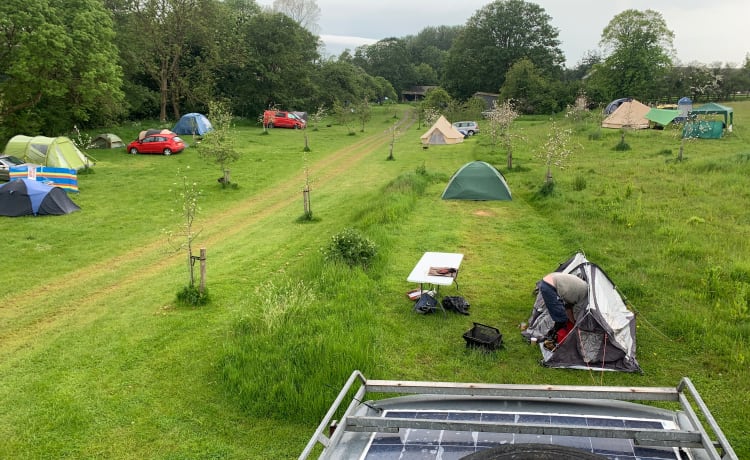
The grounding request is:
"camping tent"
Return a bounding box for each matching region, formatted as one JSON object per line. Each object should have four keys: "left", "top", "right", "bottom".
{"left": 138, "top": 129, "right": 174, "bottom": 140}
{"left": 172, "top": 113, "right": 213, "bottom": 136}
{"left": 0, "top": 178, "right": 80, "bottom": 216}
{"left": 441, "top": 161, "right": 512, "bottom": 201}
{"left": 603, "top": 97, "right": 631, "bottom": 115}
{"left": 602, "top": 100, "right": 651, "bottom": 129}
{"left": 420, "top": 116, "right": 464, "bottom": 145}
{"left": 521, "top": 252, "right": 641, "bottom": 373}
{"left": 3, "top": 135, "right": 94, "bottom": 171}
{"left": 682, "top": 120, "right": 724, "bottom": 139}
{"left": 689, "top": 102, "right": 733, "bottom": 128}
{"left": 89, "top": 133, "right": 125, "bottom": 149}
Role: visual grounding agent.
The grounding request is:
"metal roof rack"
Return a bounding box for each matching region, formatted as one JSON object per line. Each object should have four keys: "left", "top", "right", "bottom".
{"left": 299, "top": 370, "right": 737, "bottom": 460}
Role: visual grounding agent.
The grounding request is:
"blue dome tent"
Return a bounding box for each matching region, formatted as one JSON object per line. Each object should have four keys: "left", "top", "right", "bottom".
{"left": 0, "top": 178, "right": 80, "bottom": 217}
{"left": 172, "top": 113, "right": 213, "bottom": 136}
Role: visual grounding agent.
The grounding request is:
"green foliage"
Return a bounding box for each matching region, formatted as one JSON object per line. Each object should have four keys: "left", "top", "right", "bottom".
{"left": 322, "top": 228, "right": 378, "bottom": 268}
{"left": 614, "top": 139, "right": 631, "bottom": 151}
{"left": 443, "top": 0, "right": 563, "bottom": 99}
{"left": 199, "top": 100, "right": 240, "bottom": 185}
{"left": 0, "top": 0, "right": 124, "bottom": 136}
{"left": 588, "top": 9, "right": 674, "bottom": 101}
{"left": 500, "top": 58, "right": 561, "bottom": 114}
{"left": 175, "top": 285, "right": 210, "bottom": 306}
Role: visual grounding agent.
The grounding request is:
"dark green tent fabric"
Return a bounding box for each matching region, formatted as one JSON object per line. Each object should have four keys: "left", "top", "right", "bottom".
{"left": 689, "top": 102, "right": 733, "bottom": 127}
{"left": 441, "top": 161, "right": 512, "bottom": 201}
{"left": 645, "top": 108, "right": 680, "bottom": 126}
{"left": 682, "top": 120, "right": 724, "bottom": 139}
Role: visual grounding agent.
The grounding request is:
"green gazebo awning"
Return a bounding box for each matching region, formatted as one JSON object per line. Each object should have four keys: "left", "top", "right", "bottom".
{"left": 689, "top": 102, "right": 734, "bottom": 127}
{"left": 645, "top": 108, "right": 680, "bottom": 126}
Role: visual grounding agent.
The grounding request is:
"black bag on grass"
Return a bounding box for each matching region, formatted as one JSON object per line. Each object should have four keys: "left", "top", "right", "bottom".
{"left": 442, "top": 296, "right": 470, "bottom": 315}
{"left": 414, "top": 292, "right": 438, "bottom": 314}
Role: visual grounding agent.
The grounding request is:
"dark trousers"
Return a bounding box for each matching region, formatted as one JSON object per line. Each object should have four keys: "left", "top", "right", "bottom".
{"left": 537, "top": 280, "right": 569, "bottom": 323}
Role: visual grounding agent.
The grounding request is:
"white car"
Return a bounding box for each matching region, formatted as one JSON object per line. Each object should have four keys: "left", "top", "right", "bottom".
{"left": 452, "top": 121, "right": 480, "bottom": 136}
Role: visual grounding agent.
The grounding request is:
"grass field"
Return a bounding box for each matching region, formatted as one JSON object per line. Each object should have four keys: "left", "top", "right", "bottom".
{"left": 1, "top": 103, "right": 749, "bottom": 459}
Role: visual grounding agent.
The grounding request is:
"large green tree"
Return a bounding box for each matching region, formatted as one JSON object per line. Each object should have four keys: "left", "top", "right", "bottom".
{"left": 587, "top": 9, "right": 674, "bottom": 102}
{"left": 500, "top": 58, "right": 562, "bottom": 114}
{"left": 112, "top": 0, "right": 225, "bottom": 122}
{"left": 224, "top": 11, "right": 319, "bottom": 115}
{"left": 353, "top": 38, "right": 416, "bottom": 96}
{"left": 0, "top": 0, "right": 124, "bottom": 137}
{"left": 442, "top": 0, "right": 564, "bottom": 100}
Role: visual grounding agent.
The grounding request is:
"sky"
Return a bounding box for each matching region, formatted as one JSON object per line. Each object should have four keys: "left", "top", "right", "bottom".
{"left": 257, "top": 0, "right": 750, "bottom": 67}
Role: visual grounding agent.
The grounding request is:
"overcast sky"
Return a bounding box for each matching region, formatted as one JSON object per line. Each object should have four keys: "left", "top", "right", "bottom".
{"left": 257, "top": 0, "right": 750, "bottom": 67}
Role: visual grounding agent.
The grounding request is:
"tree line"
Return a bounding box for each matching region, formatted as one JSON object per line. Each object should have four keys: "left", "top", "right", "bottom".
{"left": 1, "top": 0, "right": 748, "bottom": 143}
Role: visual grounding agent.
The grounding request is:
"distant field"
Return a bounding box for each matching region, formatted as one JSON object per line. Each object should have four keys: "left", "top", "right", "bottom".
{"left": 1, "top": 103, "right": 748, "bottom": 458}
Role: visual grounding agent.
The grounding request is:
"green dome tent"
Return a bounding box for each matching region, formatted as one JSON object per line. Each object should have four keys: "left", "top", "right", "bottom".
{"left": 3, "top": 135, "right": 94, "bottom": 171}
{"left": 441, "top": 161, "right": 512, "bottom": 201}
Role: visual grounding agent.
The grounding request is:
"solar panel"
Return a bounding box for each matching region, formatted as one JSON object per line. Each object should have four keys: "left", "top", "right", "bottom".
{"left": 363, "top": 410, "right": 680, "bottom": 460}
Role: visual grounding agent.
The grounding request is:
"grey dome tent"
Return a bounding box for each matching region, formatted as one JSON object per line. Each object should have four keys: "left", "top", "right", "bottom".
{"left": 441, "top": 161, "right": 512, "bottom": 201}
{"left": 0, "top": 178, "right": 80, "bottom": 217}
{"left": 521, "top": 252, "right": 641, "bottom": 373}
{"left": 89, "top": 133, "right": 125, "bottom": 149}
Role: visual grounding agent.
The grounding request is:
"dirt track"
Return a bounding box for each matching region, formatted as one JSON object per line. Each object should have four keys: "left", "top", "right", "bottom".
{"left": 1, "top": 110, "right": 416, "bottom": 357}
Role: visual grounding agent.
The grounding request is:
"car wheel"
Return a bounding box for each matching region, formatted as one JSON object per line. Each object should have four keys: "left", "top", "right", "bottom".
{"left": 467, "top": 130, "right": 475, "bottom": 136}
{"left": 129, "top": 147, "right": 138, "bottom": 155}
{"left": 163, "top": 148, "right": 172, "bottom": 156}
{"left": 267, "top": 122, "right": 274, "bottom": 129}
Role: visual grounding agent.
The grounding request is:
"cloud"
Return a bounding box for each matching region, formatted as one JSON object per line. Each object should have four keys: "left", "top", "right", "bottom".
{"left": 319, "top": 34, "right": 378, "bottom": 56}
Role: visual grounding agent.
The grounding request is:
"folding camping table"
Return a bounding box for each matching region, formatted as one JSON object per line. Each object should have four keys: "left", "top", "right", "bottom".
{"left": 407, "top": 252, "right": 463, "bottom": 315}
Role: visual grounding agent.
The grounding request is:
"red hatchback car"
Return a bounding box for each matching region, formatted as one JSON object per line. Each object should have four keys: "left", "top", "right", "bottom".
{"left": 127, "top": 132, "right": 186, "bottom": 155}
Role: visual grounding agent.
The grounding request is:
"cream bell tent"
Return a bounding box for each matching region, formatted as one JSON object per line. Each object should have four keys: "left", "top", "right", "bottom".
{"left": 420, "top": 116, "right": 464, "bottom": 145}
{"left": 602, "top": 99, "right": 651, "bottom": 129}
{"left": 3, "top": 135, "right": 94, "bottom": 171}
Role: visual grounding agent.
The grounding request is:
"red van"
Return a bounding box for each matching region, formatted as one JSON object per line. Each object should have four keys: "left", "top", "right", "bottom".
{"left": 263, "top": 110, "right": 306, "bottom": 129}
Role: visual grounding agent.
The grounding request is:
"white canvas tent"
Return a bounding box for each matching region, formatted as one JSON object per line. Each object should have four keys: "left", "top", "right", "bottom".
{"left": 420, "top": 116, "right": 464, "bottom": 145}
{"left": 602, "top": 99, "right": 651, "bottom": 129}
{"left": 521, "top": 252, "right": 641, "bottom": 373}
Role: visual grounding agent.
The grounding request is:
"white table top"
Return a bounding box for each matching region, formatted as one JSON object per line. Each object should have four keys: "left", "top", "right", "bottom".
{"left": 407, "top": 252, "right": 464, "bottom": 286}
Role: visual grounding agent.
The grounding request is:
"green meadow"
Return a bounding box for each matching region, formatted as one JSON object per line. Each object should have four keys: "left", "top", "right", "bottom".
{"left": 1, "top": 104, "right": 749, "bottom": 458}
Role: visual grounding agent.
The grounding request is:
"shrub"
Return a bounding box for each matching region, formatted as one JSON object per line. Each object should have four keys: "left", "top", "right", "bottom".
{"left": 613, "top": 139, "right": 631, "bottom": 151}
{"left": 322, "top": 227, "right": 377, "bottom": 268}
{"left": 176, "top": 285, "right": 209, "bottom": 307}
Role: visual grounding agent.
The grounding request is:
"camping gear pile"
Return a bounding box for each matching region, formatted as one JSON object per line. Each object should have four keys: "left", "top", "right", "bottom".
{"left": 521, "top": 252, "right": 642, "bottom": 373}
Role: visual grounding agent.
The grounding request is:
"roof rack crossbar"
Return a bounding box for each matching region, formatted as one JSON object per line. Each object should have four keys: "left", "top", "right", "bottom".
{"left": 365, "top": 379, "right": 679, "bottom": 401}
